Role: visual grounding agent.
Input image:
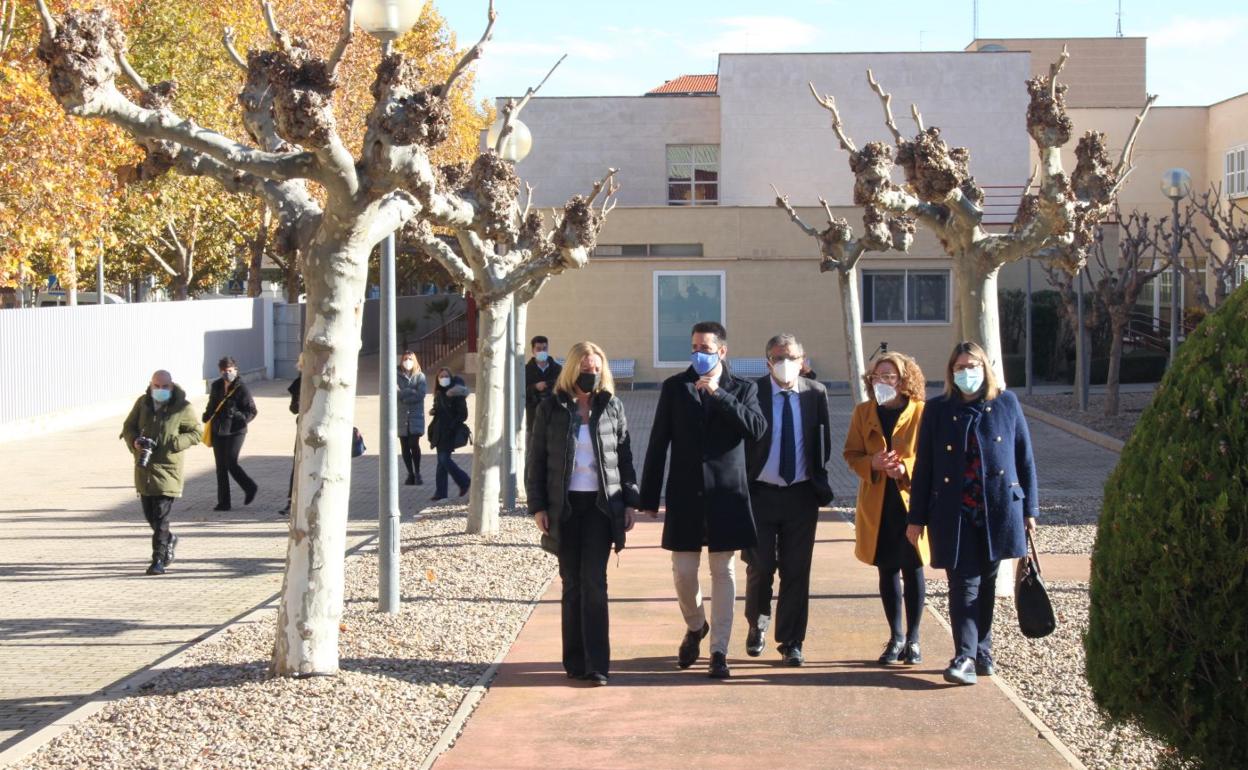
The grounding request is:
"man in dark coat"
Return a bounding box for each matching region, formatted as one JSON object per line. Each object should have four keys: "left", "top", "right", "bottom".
{"left": 742, "top": 334, "right": 834, "bottom": 667}
{"left": 641, "top": 321, "right": 767, "bottom": 679}
{"left": 524, "top": 335, "right": 562, "bottom": 432}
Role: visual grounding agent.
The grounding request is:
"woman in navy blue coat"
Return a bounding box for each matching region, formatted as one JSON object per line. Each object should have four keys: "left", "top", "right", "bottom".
{"left": 906, "top": 341, "right": 1039, "bottom": 686}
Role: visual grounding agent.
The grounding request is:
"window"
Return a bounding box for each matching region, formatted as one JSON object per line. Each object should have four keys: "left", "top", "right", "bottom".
{"left": 667, "top": 145, "right": 719, "bottom": 206}
{"left": 654, "top": 271, "right": 725, "bottom": 366}
{"left": 862, "top": 269, "right": 950, "bottom": 324}
{"left": 594, "top": 243, "right": 704, "bottom": 258}
{"left": 1226, "top": 146, "right": 1247, "bottom": 198}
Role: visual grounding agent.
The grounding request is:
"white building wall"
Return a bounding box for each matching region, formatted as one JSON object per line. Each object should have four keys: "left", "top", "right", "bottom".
{"left": 504, "top": 96, "right": 720, "bottom": 208}
{"left": 716, "top": 52, "right": 1035, "bottom": 206}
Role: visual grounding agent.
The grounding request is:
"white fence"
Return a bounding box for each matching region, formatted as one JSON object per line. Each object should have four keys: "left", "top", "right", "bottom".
{"left": 0, "top": 298, "right": 274, "bottom": 441}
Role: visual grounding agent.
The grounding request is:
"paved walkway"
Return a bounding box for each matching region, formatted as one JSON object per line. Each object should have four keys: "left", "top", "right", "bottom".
{"left": 0, "top": 381, "right": 1118, "bottom": 762}
{"left": 0, "top": 358, "right": 474, "bottom": 752}
{"left": 435, "top": 390, "right": 1118, "bottom": 770}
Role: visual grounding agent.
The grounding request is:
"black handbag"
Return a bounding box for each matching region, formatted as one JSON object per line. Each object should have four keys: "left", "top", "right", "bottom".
{"left": 1015, "top": 531, "right": 1056, "bottom": 639}
{"left": 452, "top": 423, "right": 471, "bottom": 450}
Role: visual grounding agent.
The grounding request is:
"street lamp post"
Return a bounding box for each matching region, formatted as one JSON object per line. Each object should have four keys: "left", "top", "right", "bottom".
{"left": 359, "top": 0, "right": 426, "bottom": 615}
{"left": 484, "top": 116, "right": 533, "bottom": 510}
{"left": 1161, "top": 168, "right": 1191, "bottom": 369}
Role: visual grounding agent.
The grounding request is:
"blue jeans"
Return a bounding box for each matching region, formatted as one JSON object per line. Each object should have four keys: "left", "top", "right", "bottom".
{"left": 435, "top": 445, "right": 470, "bottom": 497}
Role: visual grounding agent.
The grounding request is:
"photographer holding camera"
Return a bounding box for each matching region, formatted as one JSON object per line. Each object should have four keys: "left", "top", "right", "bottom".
{"left": 121, "top": 370, "right": 202, "bottom": 575}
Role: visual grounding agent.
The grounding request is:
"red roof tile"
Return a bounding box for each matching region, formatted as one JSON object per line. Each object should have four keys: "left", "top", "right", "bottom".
{"left": 647, "top": 74, "right": 717, "bottom": 95}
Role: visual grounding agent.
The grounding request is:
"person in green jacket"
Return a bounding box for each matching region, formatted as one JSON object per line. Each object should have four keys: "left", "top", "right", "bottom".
{"left": 121, "top": 370, "right": 202, "bottom": 575}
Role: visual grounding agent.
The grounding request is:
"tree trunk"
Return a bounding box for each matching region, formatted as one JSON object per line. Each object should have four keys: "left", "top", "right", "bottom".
{"left": 248, "top": 205, "right": 270, "bottom": 298}
{"left": 837, "top": 266, "right": 868, "bottom": 403}
{"left": 467, "top": 296, "right": 509, "bottom": 535}
{"left": 272, "top": 235, "right": 368, "bottom": 677}
{"left": 285, "top": 259, "right": 301, "bottom": 303}
{"left": 66, "top": 245, "right": 78, "bottom": 306}
{"left": 1104, "top": 315, "right": 1127, "bottom": 417}
{"left": 954, "top": 254, "right": 1006, "bottom": 386}
{"left": 512, "top": 298, "right": 529, "bottom": 499}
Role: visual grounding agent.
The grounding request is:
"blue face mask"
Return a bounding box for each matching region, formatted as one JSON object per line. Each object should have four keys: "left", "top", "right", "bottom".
{"left": 691, "top": 351, "right": 720, "bottom": 376}
{"left": 535, "top": 351, "right": 549, "bottom": 363}
{"left": 953, "top": 366, "right": 985, "bottom": 395}
{"left": 151, "top": 387, "right": 172, "bottom": 403}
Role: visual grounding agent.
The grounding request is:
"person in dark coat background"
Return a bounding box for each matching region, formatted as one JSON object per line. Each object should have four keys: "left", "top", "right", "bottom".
{"left": 527, "top": 341, "right": 640, "bottom": 686}
{"left": 640, "top": 321, "right": 767, "bottom": 679}
{"left": 281, "top": 367, "right": 301, "bottom": 516}
{"left": 428, "top": 366, "right": 471, "bottom": 501}
{"left": 907, "top": 341, "right": 1040, "bottom": 686}
{"left": 742, "top": 334, "right": 834, "bottom": 667}
{"left": 397, "top": 350, "right": 428, "bottom": 486}
{"left": 202, "top": 356, "right": 258, "bottom": 511}
{"left": 525, "top": 335, "right": 562, "bottom": 432}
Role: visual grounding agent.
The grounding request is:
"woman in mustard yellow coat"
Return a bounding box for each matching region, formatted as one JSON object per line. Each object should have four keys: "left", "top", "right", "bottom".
{"left": 843, "top": 351, "right": 930, "bottom": 666}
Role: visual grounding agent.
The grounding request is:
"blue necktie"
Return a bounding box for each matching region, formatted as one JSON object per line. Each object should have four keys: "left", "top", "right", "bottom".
{"left": 780, "top": 391, "right": 796, "bottom": 485}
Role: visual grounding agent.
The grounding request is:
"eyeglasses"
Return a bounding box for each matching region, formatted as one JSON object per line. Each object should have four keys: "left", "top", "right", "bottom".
{"left": 870, "top": 373, "right": 900, "bottom": 383}
{"left": 952, "top": 363, "right": 983, "bottom": 372}
{"left": 769, "top": 355, "right": 802, "bottom": 363}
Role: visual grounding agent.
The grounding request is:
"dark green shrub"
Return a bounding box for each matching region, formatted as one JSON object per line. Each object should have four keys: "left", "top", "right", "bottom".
{"left": 999, "top": 289, "right": 1026, "bottom": 355}
{"left": 1002, "top": 353, "right": 1025, "bottom": 387}
{"left": 998, "top": 290, "right": 1067, "bottom": 380}
{"left": 1087, "top": 283, "right": 1248, "bottom": 767}
{"left": 1088, "top": 349, "right": 1169, "bottom": 385}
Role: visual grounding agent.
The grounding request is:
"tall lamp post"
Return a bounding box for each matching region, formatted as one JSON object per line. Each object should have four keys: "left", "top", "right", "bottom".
{"left": 1161, "top": 168, "right": 1191, "bottom": 369}
{"left": 358, "top": 0, "right": 426, "bottom": 614}
{"left": 484, "top": 116, "right": 533, "bottom": 509}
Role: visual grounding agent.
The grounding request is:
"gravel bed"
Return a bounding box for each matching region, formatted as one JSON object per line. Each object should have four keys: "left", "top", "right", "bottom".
{"left": 838, "top": 501, "right": 1100, "bottom": 555}
{"left": 927, "top": 578, "right": 1189, "bottom": 770}
{"left": 1018, "top": 390, "right": 1155, "bottom": 442}
{"left": 14, "top": 505, "right": 555, "bottom": 770}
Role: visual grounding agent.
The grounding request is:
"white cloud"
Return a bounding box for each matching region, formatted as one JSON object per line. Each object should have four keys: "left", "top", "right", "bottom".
{"left": 684, "top": 16, "right": 823, "bottom": 59}
{"left": 1149, "top": 15, "right": 1247, "bottom": 49}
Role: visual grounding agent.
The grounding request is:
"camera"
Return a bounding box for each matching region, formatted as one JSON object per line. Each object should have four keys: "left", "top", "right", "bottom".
{"left": 135, "top": 436, "right": 157, "bottom": 468}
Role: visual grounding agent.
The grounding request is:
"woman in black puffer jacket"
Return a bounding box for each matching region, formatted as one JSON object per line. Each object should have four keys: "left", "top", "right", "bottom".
{"left": 527, "top": 341, "right": 640, "bottom": 687}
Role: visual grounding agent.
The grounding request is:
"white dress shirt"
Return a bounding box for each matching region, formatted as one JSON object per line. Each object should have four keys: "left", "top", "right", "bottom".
{"left": 757, "top": 377, "right": 807, "bottom": 486}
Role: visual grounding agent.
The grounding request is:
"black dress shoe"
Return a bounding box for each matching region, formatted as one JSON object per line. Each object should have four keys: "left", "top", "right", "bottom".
{"left": 213, "top": 504, "right": 231, "bottom": 512}
{"left": 244, "top": 485, "right": 258, "bottom": 505}
{"left": 565, "top": 671, "right": 585, "bottom": 680}
{"left": 902, "top": 641, "right": 922, "bottom": 665}
{"left": 405, "top": 474, "right": 417, "bottom": 486}
{"left": 943, "top": 656, "right": 978, "bottom": 686}
{"left": 431, "top": 494, "right": 448, "bottom": 502}
{"left": 146, "top": 560, "right": 166, "bottom": 576}
{"left": 164, "top": 534, "right": 179, "bottom": 565}
{"left": 458, "top": 482, "right": 470, "bottom": 498}
{"left": 585, "top": 672, "right": 609, "bottom": 686}
{"left": 781, "top": 642, "right": 805, "bottom": 667}
{"left": 415, "top": 475, "right": 424, "bottom": 486}
{"left": 878, "top": 638, "right": 905, "bottom": 665}
{"left": 677, "top": 621, "right": 710, "bottom": 669}
{"left": 708, "top": 652, "right": 730, "bottom": 679}
{"left": 975, "top": 653, "right": 995, "bottom": 677}
{"left": 746, "top": 626, "right": 765, "bottom": 657}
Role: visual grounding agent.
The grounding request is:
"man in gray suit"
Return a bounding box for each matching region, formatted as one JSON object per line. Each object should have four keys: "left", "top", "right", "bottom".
{"left": 742, "top": 334, "right": 834, "bottom": 666}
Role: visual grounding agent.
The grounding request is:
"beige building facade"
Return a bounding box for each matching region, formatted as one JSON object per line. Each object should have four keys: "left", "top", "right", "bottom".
{"left": 509, "top": 38, "right": 1248, "bottom": 387}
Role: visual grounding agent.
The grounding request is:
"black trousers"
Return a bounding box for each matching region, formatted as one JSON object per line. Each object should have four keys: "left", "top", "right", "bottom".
{"left": 140, "top": 495, "right": 174, "bottom": 557}
{"left": 946, "top": 524, "right": 999, "bottom": 661}
{"left": 399, "top": 434, "right": 423, "bottom": 479}
{"left": 743, "top": 481, "right": 820, "bottom": 645}
{"left": 212, "top": 431, "right": 256, "bottom": 507}
{"left": 878, "top": 566, "right": 926, "bottom": 644}
{"left": 558, "top": 492, "right": 613, "bottom": 676}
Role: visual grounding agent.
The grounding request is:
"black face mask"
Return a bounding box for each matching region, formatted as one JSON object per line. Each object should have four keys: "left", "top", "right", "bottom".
{"left": 576, "top": 372, "right": 600, "bottom": 393}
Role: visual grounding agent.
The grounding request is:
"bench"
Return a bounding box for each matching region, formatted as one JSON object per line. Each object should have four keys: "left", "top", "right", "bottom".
{"left": 553, "top": 357, "right": 637, "bottom": 390}
{"left": 728, "top": 357, "right": 770, "bottom": 379}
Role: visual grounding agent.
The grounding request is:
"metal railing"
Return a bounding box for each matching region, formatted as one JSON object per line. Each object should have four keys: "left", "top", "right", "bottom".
{"left": 410, "top": 312, "right": 468, "bottom": 369}
{"left": 1125, "top": 310, "right": 1196, "bottom": 352}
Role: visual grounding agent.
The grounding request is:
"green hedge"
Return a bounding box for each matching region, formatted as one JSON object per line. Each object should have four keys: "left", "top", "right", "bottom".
{"left": 1087, "top": 284, "right": 1248, "bottom": 767}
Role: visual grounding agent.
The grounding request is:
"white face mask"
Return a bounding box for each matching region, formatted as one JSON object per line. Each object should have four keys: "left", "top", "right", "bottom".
{"left": 401, "top": 360, "right": 414, "bottom": 372}
{"left": 873, "top": 382, "right": 898, "bottom": 404}
{"left": 438, "top": 377, "right": 452, "bottom": 388}
{"left": 223, "top": 369, "right": 237, "bottom": 383}
{"left": 772, "top": 358, "right": 802, "bottom": 385}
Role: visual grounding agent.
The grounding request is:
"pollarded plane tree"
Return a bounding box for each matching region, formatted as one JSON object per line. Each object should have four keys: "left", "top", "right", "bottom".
{"left": 772, "top": 185, "right": 914, "bottom": 403}
{"left": 1176, "top": 184, "right": 1248, "bottom": 312}
{"left": 809, "top": 50, "right": 1155, "bottom": 381}
{"left": 33, "top": 0, "right": 615, "bottom": 676}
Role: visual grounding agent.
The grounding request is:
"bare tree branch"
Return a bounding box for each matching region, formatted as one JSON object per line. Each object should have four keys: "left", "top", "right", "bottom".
{"left": 33, "top": 0, "right": 56, "bottom": 38}
{"left": 222, "top": 27, "right": 248, "bottom": 71}
{"left": 1049, "top": 45, "right": 1069, "bottom": 101}
{"left": 771, "top": 185, "right": 819, "bottom": 238}
{"left": 116, "top": 49, "right": 149, "bottom": 93}
{"left": 326, "top": 0, "right": 355, "bottom": 79}
{"left": 808, "top": 82, "right": 857, "bottom": 155}
{"left": 1111, "top": 93, "right": 1158, "bottom": 187}
{"left": 259, "top": 0, "right": 288, "bottom": 50}
{"left": 866, "top": 69, "right": 902, "bottom": 144}
{"left": 143, "top": 244, "right": 179, "bottom": 277}
{"left": 494, "top": 54, "right": 566, "bottom": 154}
{"left": 910, "top": 103, "right": 924, "bottom": 133}
{"left": 445, "top": 0, "right": 497, "bottom": 95}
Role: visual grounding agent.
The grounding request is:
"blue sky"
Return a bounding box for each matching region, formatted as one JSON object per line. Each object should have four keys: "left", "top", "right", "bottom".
{"left": 437, "top": 0, "right": 1246, "bottom": 106}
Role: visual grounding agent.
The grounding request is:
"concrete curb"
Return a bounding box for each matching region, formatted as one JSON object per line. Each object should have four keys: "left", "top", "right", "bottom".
{"left": 1020, "top": 404, "right": 1124, "bottom": 454}
{"left": 0, "top": 532, "right": 381, "bottom": 769}
{"left": 923, "top": 604, "right": 1089, "bottom": 770}
{"left": 419, "top": 570, "right": 557, "bottom": 770}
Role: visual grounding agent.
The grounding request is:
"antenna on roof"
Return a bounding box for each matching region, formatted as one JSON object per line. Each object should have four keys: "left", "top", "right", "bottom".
{"left": 1116, "top": 0, "right": 1123, "bottom": 37}
{"left": 973, "top": 0, "right": 979, "bottom": 40}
